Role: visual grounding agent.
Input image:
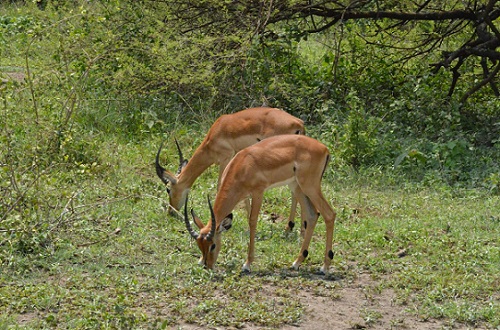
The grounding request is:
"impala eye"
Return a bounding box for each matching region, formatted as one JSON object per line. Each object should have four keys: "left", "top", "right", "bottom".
{"left": 210, "top": 244, "right": 216, "bottom": 252}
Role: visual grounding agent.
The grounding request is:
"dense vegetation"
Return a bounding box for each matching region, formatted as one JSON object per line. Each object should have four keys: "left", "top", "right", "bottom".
{"left": 1, "top": 1, "right": 499, "bottom": 329}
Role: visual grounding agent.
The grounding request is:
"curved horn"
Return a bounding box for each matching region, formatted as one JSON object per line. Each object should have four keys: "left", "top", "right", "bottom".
{"left": 183, "top": 195, "right": 199, "bottom": 239}
{"left": 174, "top": 138, "right": 188, "bottom": 175}
{"left": 206, "top": 195, "right": 217, "bottom": 241}
{"left": 155, "top": 140, "right": 170, "bottom": 185}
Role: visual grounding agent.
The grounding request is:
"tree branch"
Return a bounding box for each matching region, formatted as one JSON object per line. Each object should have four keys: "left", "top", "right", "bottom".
{"left": 272, "top": 8, "right": 476, "bottom": 23}
{"left": 460, "top": 61, "right": 500, "bottom": 103}
{"left": 306, "top": 17, "right": 340, "bottom": 33}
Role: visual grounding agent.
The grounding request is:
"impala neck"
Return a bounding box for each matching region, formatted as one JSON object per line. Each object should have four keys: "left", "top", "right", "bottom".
{"left": 177, "top": 142, "right": 216, "bottom": 188}
{"left": 213, "top": 185, "right": 246, "bottom": 226}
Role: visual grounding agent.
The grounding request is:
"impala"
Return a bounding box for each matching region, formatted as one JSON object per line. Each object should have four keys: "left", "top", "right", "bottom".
{"left": 156, "top": 107, "right": 305, "bottom": 231}
{"left": 184, "top": 134, "right": 336, "bottom": 274}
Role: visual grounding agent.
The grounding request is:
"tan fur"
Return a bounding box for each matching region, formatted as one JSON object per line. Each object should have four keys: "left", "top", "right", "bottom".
{"left": 157, "top": 107, "right": 304, "bottom": 230}
{"left": 171, "top": 107, "right": 303, "bottom": 210}
{"left": 191, "top": 135, "right": 336, "bottom": 274}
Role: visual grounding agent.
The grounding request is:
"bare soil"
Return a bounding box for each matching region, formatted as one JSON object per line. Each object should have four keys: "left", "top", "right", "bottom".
{"left": 283, "top": 274, "right": 440, "bottom": 330}
{"left": 177, "top": 271, "right": 483, "bottom": 330}
{"left": 1, "top": 70, "right": 25, "bottom": 82}
{"left": 280, "top": 271, "right": 481, "bottom": 330}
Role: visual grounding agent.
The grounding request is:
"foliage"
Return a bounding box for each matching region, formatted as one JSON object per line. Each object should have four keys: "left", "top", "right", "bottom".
{"left": 1, "top": 1, "right": 500, "bottom": 328}
{"left": 163, "top": 0, "right": 500, "bottom": 103}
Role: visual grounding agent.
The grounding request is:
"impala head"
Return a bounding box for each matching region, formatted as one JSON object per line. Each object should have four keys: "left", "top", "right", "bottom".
{"left": 183, "top": 195, "right": 233, "bottom": 269}
{"left": 155, "top": 139, "right": 189, "bottom": 213}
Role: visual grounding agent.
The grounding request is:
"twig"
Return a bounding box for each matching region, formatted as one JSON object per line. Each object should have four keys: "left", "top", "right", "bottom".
{"left": 76, "top": 224, "right": 115, "bottom": 248}
{"left": 0, "top": 164, "right": 54, "bottom": 222}
{"left": 49, "top": 190, "right": 83, "bottom": 232}
{"left": 460, "top": 61, "right": 500, "bottom": 103}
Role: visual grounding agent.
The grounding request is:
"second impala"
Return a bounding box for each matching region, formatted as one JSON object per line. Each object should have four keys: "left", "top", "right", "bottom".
{"left": 184, "top": 134, "right": 336, "bottom": 274}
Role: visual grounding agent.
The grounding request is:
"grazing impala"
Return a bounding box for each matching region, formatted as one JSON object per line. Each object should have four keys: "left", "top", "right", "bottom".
{"left": 156, "top": 107, "right": 305, "bottom": 231}
{"left": 183, "top": 135, "right": 336, "bottom": 274}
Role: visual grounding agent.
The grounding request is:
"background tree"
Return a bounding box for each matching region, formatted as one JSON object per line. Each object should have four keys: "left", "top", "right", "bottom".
{"left": 161, "top": 0, "right": 500, "bottom": 103}
{"left": 2, "top": 0, "right": 498, "bottom": 176}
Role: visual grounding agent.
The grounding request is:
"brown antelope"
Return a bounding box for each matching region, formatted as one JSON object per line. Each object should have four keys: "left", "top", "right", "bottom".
{"left": 156, "top": 107, "right": 305, "bottom": 232}
{"left": 184, "top": 134, "right": 336, "bottom": 274}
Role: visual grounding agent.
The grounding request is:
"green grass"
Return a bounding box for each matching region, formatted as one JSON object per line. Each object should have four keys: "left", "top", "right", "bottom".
{"left": 1, "top": 134, "right": 499, "bottom": 328}
{"left": 1, "top": 85, "right": 499, "bottom": 328}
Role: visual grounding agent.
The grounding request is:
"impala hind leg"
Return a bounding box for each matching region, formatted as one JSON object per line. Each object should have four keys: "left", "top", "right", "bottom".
{"left": 301, "top": 188, "right": 336, "bottom": 274}
{"left": 284, "top": 191, "right": 300, "bottom": 234}
{"left": 291, "top": 190, "right": 319, "bottom": 270}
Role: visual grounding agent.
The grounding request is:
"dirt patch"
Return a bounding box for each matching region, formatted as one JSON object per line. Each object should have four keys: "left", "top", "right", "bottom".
{"left": 278, "top": 272, "right": 480, "bottom": 330}
{"left": 1, "top": 70, "right": 26, "bottom": 83}
{"left": 285, "top": 282, "right": 435, "bottom": 330}
{"left": 16, "top": 311, "right": 38, "bottom": 325}
{"left": 175, "top": 270, "right": 483, "bottom": 330}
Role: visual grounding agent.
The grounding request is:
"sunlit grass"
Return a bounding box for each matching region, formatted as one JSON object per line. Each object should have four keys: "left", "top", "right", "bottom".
{"left": 1, "top": 128, "right": 499, "bottom": 328}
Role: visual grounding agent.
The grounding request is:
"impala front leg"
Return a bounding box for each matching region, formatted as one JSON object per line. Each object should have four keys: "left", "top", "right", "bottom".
{"left": 242, "top": 194, "right": 263, "bottom": 273}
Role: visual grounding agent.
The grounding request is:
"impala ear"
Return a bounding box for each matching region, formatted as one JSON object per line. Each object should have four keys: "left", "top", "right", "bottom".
{"left": 155, "top": 141, "right": 178, "bottom": 185}
{"left": 162, "top": 171, "right": 178, "bottom": 185}
{"left": 180, "top": 158, "right": 189, "bottom": 170}
{"left": 190, "top": 209, "right": 205, "bottom": 230}
{"left": 219, "top": 213, "right": 233, "bottom": 232}
{"left": 174, "top": 138, "right": 189, "bottom": 175}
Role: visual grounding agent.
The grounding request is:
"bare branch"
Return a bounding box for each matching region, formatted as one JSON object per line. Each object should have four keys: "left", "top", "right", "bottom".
{"left": 448, "top": 57, "right": 465, "bottom": 98}
{"left": 160, "top": 0, "right": 500, "bottom": 102}
{"left": 480, "top": 57, "right": 500, "bottom": 96}
{"left": 306, "top": 17, "right": 340, "bottom": 33}
{"left": 460, "top": 61, "right": 500, "bottom": 103}
{"left": 272, "top": 7, "right": 476, "bottom": 23}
